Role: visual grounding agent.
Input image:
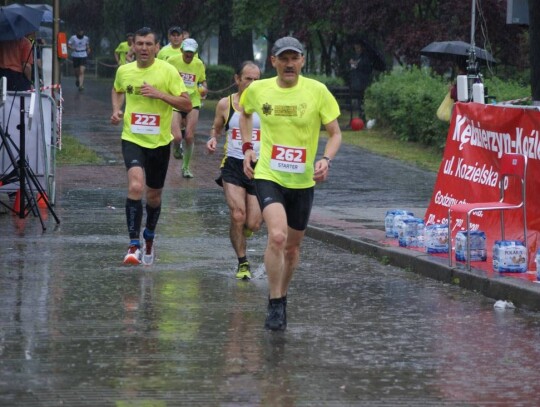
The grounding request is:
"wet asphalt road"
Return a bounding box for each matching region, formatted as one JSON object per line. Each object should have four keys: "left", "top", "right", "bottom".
{"left": 1, "top": 77, "right": 540, "bottom": 406}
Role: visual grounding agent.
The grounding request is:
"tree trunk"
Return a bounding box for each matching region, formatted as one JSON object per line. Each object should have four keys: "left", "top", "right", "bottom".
{"left": 218, "top": 21, "right": 253, "bottom": 68}
{"left": 530, "top": 0, "right": 540, "bottom": 104}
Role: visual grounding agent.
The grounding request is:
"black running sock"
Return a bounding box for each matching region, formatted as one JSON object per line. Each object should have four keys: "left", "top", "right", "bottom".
{"left": 145, "top": 204, "right": 161, "bottom": 232}
{"left": 238, "top": 256, "right": 247, "bottom": 264}
{"left": 126, "top": 198, "right": 143, "bottom": 240}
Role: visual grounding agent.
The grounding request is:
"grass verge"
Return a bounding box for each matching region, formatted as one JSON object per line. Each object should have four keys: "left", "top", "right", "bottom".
{"left": 57, "top": 134, "right": 102, "bottom": 165}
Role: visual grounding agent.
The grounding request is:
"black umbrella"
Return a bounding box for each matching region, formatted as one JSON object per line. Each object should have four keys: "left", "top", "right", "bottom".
{"left": 421, "top": 40, "right": 496, "bottom": 64}
{"left": 0, "top": 3, "right": 44, "bottom": 41}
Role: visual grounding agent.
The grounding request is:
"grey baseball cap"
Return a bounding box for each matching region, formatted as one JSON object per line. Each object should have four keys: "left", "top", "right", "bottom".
{"left": 272, "top": 36, "right": 304, "bottom": 56}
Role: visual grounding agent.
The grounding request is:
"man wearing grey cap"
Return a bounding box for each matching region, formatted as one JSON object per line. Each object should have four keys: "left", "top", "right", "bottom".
{"left": 240, "top": 36, "right": 342, "bottom": 331}
{"left": 157, "top": 26, "right": 184, "bottom": 61}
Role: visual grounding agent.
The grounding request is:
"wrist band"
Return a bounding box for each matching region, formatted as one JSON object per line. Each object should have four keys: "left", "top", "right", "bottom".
{"left": 242, "top": 142, "right": 254, "bottom": 154}
{"left": 323, "top": 156, "right": 332, "bottom": 167}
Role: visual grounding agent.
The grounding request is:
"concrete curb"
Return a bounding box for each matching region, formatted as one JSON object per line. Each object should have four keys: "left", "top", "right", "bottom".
{"left": 306, "top": 225, "right": 540, "bottom": 312}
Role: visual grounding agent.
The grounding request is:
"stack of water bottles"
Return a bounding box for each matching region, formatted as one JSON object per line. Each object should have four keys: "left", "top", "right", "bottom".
{"left": 385, "top": 209, "right": 451, "bottom": 253}
{"left": 385, "top": 209, "right": 424, "bottom": 248}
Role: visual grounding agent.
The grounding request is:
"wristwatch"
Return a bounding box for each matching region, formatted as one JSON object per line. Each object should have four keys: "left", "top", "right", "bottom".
{"left": 323, "top": 156, "right": 332, "bottom": 167}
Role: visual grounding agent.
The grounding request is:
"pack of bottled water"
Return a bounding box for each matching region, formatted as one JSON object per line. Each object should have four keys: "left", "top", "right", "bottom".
{"left": 492, "top": 240, "right": 527, "bottom": 273}
{"left": 455, "top": 231, "right": 487, "bottom": 262}
{"left": 398, "top": 217, "right": 425, "bottom": 248}
{"left": 385, "top": 209, "right": 414, "bottom": 238}
{"left": 424, "top": 224, "right": 449, "bottom": 254}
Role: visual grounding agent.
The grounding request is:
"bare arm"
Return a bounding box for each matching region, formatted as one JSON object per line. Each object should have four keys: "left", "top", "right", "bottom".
{"left": 206, "top": 96, "right": 228, "bottom": 154}
{"left": 313, "top": 119, "right": 342, "bottom": 182}
{"left": 240, "top": 110, "right": 256, "bottom": 179}
{"left": 110, "top": 88, "right": 125, "bottom": 125}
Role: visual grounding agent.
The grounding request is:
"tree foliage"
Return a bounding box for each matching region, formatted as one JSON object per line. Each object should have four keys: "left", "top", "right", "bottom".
{"left": 55, "top": 0, "right": 530, "bottom": 85}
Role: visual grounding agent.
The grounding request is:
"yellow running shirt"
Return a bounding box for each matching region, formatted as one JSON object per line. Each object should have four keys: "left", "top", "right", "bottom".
{"left": 166, "top": 54, "right": 206, "bottom": 108}
{"left": 157, "top": 44, "right": 182, "bottom": 61}
{"left": 114, "top": 41, "right": 131, "bottom": 65}
{"left": 240, "top": 75, "right": 340, "bottom": 188}
{"left": 113, "top": 58, "right": 187, "bottom": 149}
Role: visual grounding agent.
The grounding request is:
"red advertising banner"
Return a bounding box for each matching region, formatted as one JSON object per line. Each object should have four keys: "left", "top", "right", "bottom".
{"left": 425, "top": 102, "right": 540, "bottom": 269}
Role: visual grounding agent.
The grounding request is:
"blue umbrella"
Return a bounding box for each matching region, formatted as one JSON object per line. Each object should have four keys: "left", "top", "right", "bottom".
{"left": 27, "top": 4, "right": 55, "bottom": 24}
{"left": 0, "top": 3, "right": 44, "bottom": 41}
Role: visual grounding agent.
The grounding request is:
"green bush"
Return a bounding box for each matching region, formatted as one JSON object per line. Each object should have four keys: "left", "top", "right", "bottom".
{"left": 483, "top": 76, "right": 531, "bottom": 104}
{"left": 206, "top": 64, "right": 235, "bottom": 99}
{"left": 365, "top": 66, "right": 449, "bottom": 147}
{"left": 364, "top": 67, "right": 531, "bottom": 149}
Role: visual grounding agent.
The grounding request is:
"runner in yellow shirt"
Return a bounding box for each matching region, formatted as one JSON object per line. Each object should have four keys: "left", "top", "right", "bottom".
{"left": 111, "top": 27, "right": 192, "bottom": 265}
{"left": 114, "top": 33, "right": 134, "bottom": 66}
{"left": 167, "top": 38, "right": 208, "bottom": 178}
{"left": 240, "top": 36, "right": 342, "bottom": 331}
{"left": 157, "top": 26, "right": 184, "bottom": 61}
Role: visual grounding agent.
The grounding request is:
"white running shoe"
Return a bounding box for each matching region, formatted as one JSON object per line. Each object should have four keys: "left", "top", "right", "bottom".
{"left": 123, "top": 245, "right": 141, "bottom": 265}
{"left": 142, "top": 240, "right": 155, "bottom": 266}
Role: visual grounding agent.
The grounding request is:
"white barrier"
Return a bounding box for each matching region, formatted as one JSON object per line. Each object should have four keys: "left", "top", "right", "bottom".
{"left": 0, "top": 91, "right": 57, "bottom": 204}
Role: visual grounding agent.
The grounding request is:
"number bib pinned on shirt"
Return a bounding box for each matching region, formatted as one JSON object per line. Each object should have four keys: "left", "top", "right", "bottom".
{"left": 270, "top": 144, "right": 306, "bottom": 173}
{"left": 131, "top": 113, "right": 160, "bottom": 135}
{"left": 231, "top": 128, "right": 261, "bottom": 153}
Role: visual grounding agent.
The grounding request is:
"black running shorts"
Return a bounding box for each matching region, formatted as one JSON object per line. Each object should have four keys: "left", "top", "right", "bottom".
{"left": 221, "top": 157, "right": 256, "bottom": 195}
{"left": 121, "top": 140, "right": 170, "bottom": 189}
{"left": 254, "top": 179, "right": 314, "bottom": 231}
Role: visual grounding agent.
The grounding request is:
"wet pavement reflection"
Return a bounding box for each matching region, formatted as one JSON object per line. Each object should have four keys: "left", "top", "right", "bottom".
{"left": 1, "top": 78, "right": 540, "bottom": 406}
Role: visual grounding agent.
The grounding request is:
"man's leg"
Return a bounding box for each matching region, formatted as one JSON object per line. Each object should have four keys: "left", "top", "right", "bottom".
{"left": 171, "top": 111, "right": 183, "bottom": 159}
{"left": 79, "top": 65, "right": 86, "bottom": 88}
{"left": 124, "top": 166, "right": 145, "bottom": 264}
{"left": 262, "top": 202, "right": 289, "bottom": 299}
{"left": 224, "top": 182, "right": 248, "bottom": 259}
{"left": 181, "top": 109, "right": 199, "bottom": 177}
{"left": 245, "top": 193, "right": 262, "bottom": 234}
{"left": 141, "top": 187, "right": 163, "bottom": 265}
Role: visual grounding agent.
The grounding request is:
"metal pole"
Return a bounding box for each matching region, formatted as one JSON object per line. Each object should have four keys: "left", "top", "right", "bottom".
{"left": 52, "top": 0, "right": 60, "bottom": 89}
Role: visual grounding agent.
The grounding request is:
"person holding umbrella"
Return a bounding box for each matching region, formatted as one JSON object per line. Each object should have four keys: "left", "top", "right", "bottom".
{"left": 0, "top": 3, "right": 44, "bottom": 90}
{"left": 0, "top": 35, "right": 34, "bottom": 91}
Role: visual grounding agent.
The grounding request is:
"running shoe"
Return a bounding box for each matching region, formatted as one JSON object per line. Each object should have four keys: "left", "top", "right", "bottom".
{"left": 173, "top": 144, "right": 183, "bottom": 159}
{"left": 142, "top": 240, "right": 155, "bottom": 265}
{"left": 265, "top": 298, "right": 286, "bottom": 331}
{"left": 235, "top": 261, "right": 251, "bottom": 280}
{"left": 78, "top": 85, "right": 84, "bottom": 91}
{"left": 243, "top": 226, "right": 253, "bottom": 238}
{"left": 123, "top": 245, "right": 141, "bottom": 265}
{"left": 182, "top": 168, "right": 194, "bottom": 178}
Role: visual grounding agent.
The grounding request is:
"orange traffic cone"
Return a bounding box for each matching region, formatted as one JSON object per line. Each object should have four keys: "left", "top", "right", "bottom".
{"left": 37, "top": 192, "right": 49, "bottom": 208}
{"left": 12, "top": 189, "right": 21, "bottom": 214}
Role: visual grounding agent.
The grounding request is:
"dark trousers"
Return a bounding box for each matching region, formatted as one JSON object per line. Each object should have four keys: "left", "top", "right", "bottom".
{"left": 0, "top": 68, "right": 32, "bottom": 91}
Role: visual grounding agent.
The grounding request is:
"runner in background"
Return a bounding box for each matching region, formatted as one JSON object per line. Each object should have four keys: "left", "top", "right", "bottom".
{"left": 114, "top": 33, "right": 134, "bottom": 66}
{"left": 157, "top": 26, "right": 184, "bottom": 61}
{"left": 167, "top": 38, "right": 207, "bottom": 178}
{"left": 68, "top": 29, "right": 91, "bottom": 90}
{"left": 206, "top": 61, "right": 262, "bottom": 280}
